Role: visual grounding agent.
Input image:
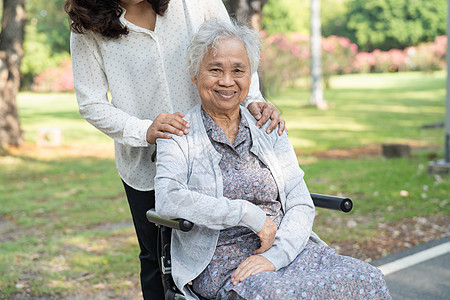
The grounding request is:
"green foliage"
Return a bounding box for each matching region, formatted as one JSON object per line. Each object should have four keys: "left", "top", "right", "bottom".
{"left": 20, "top": 0, "right": 71, "bottom": 88}
{"left": 321, "top": 0, "right": 353, "bottom": 38}
{"left": 262, "top": 0, "right": 351, "bottom": 36}
{"left": 21, "top": 24, "right": 69, "bottom": 89}
{"left": 26, "top": 0, "right": 70, "bottom": 53}
{"left": 346, "top": 0, "right": 447, "bottom": 51}
{"left": 263, "top": 0, "right": 309, "bottom": 34}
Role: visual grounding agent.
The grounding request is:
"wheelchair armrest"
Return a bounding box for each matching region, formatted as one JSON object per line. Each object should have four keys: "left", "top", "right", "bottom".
{"left": 146, "top": 193, "right": 352, "bottom": 232}
{"left": 311, "top": 193, "right": 353, "bottom": 213}
{"left": 146, "top": 209, "right": 194, "bottom": 232}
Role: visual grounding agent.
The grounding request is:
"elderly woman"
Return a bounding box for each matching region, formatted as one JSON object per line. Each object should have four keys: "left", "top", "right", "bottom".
{"left": 155, "top": 19, "right": 391, "bottom": 300}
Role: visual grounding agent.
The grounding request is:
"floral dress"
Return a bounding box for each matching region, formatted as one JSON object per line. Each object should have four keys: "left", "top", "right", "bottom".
{"left": 192, "top": 109, "right": 391, "bottom": 300}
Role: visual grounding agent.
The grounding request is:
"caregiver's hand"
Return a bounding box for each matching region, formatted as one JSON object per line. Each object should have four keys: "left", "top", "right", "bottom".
{"left": 231, "top": 255, "right": 275, "bottom": 285}
{"left": 146, "top": 112, "right": 190, "bottom": 144}
{"left": 254, "top": 216, "right": 277, "bottom": 255}
{"left": 247, "top": 102, "right": 285, "bottom": 135}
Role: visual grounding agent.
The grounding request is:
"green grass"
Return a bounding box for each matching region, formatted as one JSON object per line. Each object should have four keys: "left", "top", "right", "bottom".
{"left": 0, "top": 156, "right": 138, "bottom": 297}
{"left": 0, "top": 71, "right": 448, "bottom": 298}
{"left": 17, "top": 92, "right": 111, "bottom": 145}
{"left": 305, "top": 150, "right": 449, "bottom": 241}
{"left": 271, "top": 71, "right": 446, "bottom": 151}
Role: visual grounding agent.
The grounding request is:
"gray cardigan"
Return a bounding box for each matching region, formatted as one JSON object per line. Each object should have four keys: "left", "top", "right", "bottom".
{"left": 155, "top": 104, "right": 324, "bottom": 299}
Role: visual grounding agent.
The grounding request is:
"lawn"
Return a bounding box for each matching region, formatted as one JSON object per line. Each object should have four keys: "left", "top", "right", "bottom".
{"left": 273, "top": 72, "right": 446, "bottom": 152}
{"left": 0, "top": 71, "right": 448, "bottom": 298}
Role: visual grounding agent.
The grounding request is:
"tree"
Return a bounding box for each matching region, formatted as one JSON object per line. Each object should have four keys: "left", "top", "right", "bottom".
{"left": 321, "top": 0, "right": 352, "bottom": 38}
{"left": 347, "top": 0, "right": 447, "bottom": 51}
{"left": 26, "top": 0, "right": 70, "bottom": 53}
{"left": 309, "top": 0, "right": 326, "bottom": 109}
{"left": 224, "top": 0, "right": 268, "bottom": 31}
{"left": 262, "top": 0, "right": 308, "bottom": 35}
{"left": 0, "top": 0, "right": 25, "bottom": 149}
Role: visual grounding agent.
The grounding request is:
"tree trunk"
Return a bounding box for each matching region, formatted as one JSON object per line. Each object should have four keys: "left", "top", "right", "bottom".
{"left": 224, "top": 0, "right": 267, "bottom": 96}
{"left": 224, "top": 0, "right": 267, "bottom": 31}
{"left": 0, "top": 0, "right": 25, "bottom": 149}
{"left": 309, "top": 0, "right": 327, "bottom": 109}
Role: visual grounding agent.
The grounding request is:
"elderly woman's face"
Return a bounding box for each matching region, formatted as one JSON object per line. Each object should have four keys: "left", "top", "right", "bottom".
{"left": 192, "top": 38, "right": 251, "bottom": 116}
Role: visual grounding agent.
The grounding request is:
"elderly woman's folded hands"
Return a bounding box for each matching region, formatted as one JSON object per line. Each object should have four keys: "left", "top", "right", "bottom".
{"left": 254, "top": 216, "right": 277, "bottom": 255}
{"left": 231, "top": 254, "right": 275, "bottom": 286}
{"left": 230, "top": 216, "right": 277, "bottom": 285}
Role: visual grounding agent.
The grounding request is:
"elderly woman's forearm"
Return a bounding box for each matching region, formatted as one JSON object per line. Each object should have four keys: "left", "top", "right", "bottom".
{"left": 155, "top": 185, "right": 267, "bottom": 232}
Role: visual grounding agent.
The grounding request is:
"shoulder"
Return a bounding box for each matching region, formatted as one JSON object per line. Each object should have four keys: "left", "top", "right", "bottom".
{"left": 242, "top": 107, "right": 280, "bottom": 144}
{"left": 159, "top": 104, "right": 202, "bottom": 148}
{"left": 183, "top": 104, "right": 201, "bottom": 123}
{"left": 70, "top": 30, "right": 103, "bottom": 48}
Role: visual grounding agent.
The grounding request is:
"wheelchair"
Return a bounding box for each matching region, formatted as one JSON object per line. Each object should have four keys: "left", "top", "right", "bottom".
{"left": 146, "top": 193, "right": 353, "bottom": 300}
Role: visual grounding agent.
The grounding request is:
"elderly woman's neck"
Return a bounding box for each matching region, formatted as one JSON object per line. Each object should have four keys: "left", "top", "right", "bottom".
{"left": 203, "top": 107, "right": 241, "bottom": 144}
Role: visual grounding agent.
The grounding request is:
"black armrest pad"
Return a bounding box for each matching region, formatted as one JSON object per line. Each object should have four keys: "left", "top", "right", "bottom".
{"left": 146, "top": 209, "right": 194, "bottom": 232}
{"left": 311, "top": 193, "right": 353, "bottom": 212}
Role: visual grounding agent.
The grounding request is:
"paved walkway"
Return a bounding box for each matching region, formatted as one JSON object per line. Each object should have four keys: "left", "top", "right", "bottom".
{"left": 371, "top": 236, "right": 450, "bottom": 300}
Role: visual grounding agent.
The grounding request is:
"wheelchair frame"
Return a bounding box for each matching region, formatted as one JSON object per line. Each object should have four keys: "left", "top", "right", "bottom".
{"left": 146, "top": 193, "right": 352, "bottom": 300}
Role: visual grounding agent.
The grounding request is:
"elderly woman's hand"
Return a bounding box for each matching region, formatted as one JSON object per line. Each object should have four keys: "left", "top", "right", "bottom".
{"left": 146, "top": 112, "right": 190, "bottom": 144}
{"left": 247, "top": 102, "right": 286, "bottom": 135}
{"left": 254, "top": 216, "right": 277, "bottom": 255}
{"left": 231, "top": 255, "right": 275, "bottom": 285}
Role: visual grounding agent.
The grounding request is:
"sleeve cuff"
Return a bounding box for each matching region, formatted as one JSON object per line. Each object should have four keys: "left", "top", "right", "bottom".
{"left": 239, "top": 202, "right": 267, "bottom": 233}
{"left": 260, "top": 245, "right": 287, "bottom": 271}
{"left": 123, "top": 117, "right": 153, "bottom": 146}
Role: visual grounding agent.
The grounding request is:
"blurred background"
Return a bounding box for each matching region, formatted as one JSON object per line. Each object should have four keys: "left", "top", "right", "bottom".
{"left": 0, "top": 0, "right": 448, "bottom": 298}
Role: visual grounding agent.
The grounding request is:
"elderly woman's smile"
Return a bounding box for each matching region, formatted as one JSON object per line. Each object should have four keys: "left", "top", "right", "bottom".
{"left": 192, "top": 37, "right": 251, "bottom": 118}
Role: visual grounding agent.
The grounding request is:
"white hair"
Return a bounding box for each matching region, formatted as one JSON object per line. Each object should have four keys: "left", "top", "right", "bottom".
{"left": 187, "top": 18, "right": 262, "bottom": 77}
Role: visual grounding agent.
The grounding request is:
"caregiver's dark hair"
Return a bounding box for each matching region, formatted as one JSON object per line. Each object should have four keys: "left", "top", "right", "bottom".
{"left": 64, "top": 0, "right": 170, "bottom": 39}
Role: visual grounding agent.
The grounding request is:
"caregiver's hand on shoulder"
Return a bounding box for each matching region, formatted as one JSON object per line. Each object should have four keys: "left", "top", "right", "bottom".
{"left": 247, "top": 102, "right": 285, "bottom": 135}
{"left": 231, "top": 255, "right": 275, "bottom": 285}
{"left": 146, "top": 112, "right": 190, "bottom": 144}
{"left": 254, "top": 217, "right": 277, "bottom": 255}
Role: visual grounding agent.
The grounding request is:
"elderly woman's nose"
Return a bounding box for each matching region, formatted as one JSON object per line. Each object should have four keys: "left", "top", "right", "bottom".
{"left": 218, "top": 71, "right": 234, "bottom": 86}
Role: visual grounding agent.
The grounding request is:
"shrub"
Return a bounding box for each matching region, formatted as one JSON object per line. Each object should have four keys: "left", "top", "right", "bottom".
{"left": 371, "top": 49, "right": 408, "bottom": 73}
{"left": 322, "top": 35, "right": 358, "bottom": 86}
{"left": 260, "top": 32, "right": 446, "bottom": 94}
{"left": 32, "top": 58, "right": 74, "bottom": 92}
{"left": 260, "top": 32, "right": 358, "bottom": 92}
{"left": 406, "top": 35, "right": 447, "bottom": 72}
{"left": 353, "top": 52, "right": 375, "bottom": 73}
{"left": 260, "top": 31, "right": 310, "bottom": 95}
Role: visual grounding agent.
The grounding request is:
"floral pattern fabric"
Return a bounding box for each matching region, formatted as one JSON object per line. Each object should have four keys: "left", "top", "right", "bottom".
{"left": 192, "top": 109, "right": 391, "bottom": 300}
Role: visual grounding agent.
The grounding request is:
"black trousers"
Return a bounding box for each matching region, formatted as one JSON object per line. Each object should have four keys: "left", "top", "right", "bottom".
{"left": 122, "top": 181, "right": 164, "bottom": 299}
